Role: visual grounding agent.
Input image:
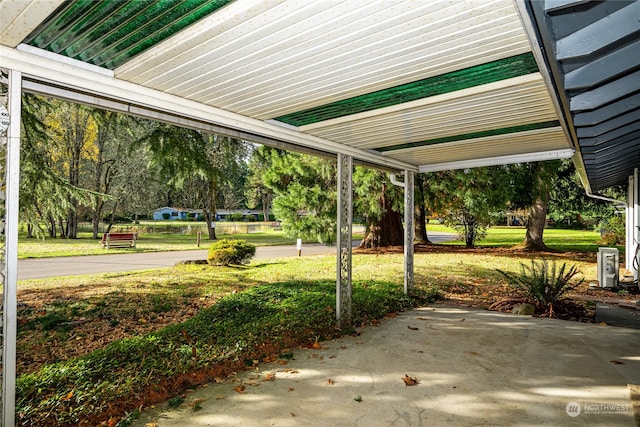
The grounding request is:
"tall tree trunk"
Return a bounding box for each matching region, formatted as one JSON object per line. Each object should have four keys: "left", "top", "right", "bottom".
{"left": 463, "top": 214, "right": 477, "bottom": 248}
{"left": 414, "top": 202, "right": 432, "bottom": 244}
{"left": 48, "top": 215, "right": 56, "bottom": 238}
{"left": 92, "top": 199, "right": 103, "bottom": 239}
{"left": 523, "top": 197, "right": 550, "bottom": 251}
{"left": 359, "top": 193, "right": 404, "bottom": 248}
{"left": 413, "top": 174, "right": 431, "bottom": 244}
{"left": 522, "top": 162, "right": 553, "bottom": 251}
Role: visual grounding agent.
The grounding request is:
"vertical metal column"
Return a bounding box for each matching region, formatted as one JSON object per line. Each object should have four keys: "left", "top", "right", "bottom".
{"left": 336, "top": 154, "right": 353, "bottom": 327}
{"left": 627, "top": 169, "right": 640, "bottom": 279}
{"left": 404, "top": 170, "right": 414, "bottom": 295}
{"left": 2, "top": 69, "right": 21, "bottom": 427}
{"left": 627, "top": 174, "right": 635, "bottom": 274}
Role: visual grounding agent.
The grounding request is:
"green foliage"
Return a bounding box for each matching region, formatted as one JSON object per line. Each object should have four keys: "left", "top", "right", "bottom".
{"left": 16, "top": 280, "right": 419, "bottom": 425}
{"left": 548, "top": 159, "right": 624, "bottom": 227}
{"left": 227, "top": 213, "right": 245, "bottom": 222}
{"left": 426, "top": 166, "right": 512, "bottom": 248}
{"left": 597, "top": 215, "right": 625, "bottom": 246}
{"left": 207, "top": 239, "right": 256, "bottom": 266}
{"left": 167, "top": 396, "right": 185, "bottom": 408}
{"left": 261, "top": 149, "right": 404, "bottom": 246}
{"left": 263, "top": 150, "right": 338, "bottom": 244}
{"left": 497, "top": 260, "right": 583, "bottom": 306}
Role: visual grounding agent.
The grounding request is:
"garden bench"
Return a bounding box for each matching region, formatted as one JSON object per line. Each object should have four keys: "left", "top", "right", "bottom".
{"left": 101, "top": 232, "right": 137, "bottom": 249}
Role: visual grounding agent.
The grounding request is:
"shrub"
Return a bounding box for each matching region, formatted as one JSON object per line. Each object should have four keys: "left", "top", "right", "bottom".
{"left": 207, "top": 239, "right": 256, "bottom": 266}
{"left": 597, "top": 215, "right": 625, "bottom": 245}
{"left": 228, "top": 213, "right": 244, "bottom": 222}
{"left": 497, "top": 260, "right": 583, "bottom": 308}
{"left": 245, "top": 214, "right": 256, "bottom": 222}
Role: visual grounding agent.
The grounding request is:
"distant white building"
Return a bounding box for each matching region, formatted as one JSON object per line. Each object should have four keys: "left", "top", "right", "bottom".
{"left": 152, "top": 207, "right": 262, "bottom": 221}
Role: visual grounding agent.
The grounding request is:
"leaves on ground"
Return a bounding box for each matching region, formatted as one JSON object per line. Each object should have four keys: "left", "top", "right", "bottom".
{"left": 403, "top": 374, "right": 419, "bottom": 386}
{"left": 610, "top": 360, "right": 624, "bottom": 365}
{"left": 233, "top": 385, "right": 246, "bottom": 394}
{"left": 407, "top": 325, "right": 419, "bottom": 330}
{"left": 327, "top": 378, "right": 335, "bottom": 385}
{"left": 263, "top": 372, "right": 276, "bottom": 381}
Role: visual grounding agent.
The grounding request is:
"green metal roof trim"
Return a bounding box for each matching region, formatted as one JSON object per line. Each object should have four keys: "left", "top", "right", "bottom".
{"left": 274, "top": 53, "right": 539, "bottom": 127}
{"left": 24, "top": 0, "right": 233, "bottom": 69}
{"left": 374, "top": 120, "right": 561, "bottom": 152}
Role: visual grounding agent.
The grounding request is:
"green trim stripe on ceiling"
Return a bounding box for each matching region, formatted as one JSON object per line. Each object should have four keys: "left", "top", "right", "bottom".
{"left": 25, "top": 0, "right": 233, "bottom": 69}
{"left": 274, "top": 53, "right": 539, "bottom": 127}
{"left": 374, "top": 121, "right": 561, "bottom": 152}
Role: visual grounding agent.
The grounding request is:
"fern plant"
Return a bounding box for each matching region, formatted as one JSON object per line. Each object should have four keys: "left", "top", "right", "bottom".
{"left": 497, "top": 260, "right": 583, "bottom": 307}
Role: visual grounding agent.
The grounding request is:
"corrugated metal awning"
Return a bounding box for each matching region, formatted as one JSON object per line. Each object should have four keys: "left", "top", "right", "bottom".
{"left": 2, "top": 0, "right": 634, "bottom": 186}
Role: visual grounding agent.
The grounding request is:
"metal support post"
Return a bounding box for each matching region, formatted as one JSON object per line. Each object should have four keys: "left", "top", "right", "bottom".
{"left": 2, "top": 69, "right": 21, "bottom": 427}
{"left": 404, "top": 170, "right": 415, "bottom": 294}
{"left": 336, "top": 154, "right": 353, "bottom": 327}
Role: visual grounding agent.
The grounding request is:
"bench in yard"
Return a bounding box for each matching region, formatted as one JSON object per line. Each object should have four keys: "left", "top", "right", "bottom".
{"left": 101, "top": 232, "right": 137, "bottom": 249}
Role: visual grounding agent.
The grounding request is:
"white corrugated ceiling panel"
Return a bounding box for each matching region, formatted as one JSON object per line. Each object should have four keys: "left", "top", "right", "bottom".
{"left": 116, "top": 0, "right": 530, "bottom": 120}
{"left": 301, "top": 74, "right": 558, "bottom": 150}
{"left": 0, "top": 0, "right": 64, "bottom": 48}
{"left": 387, "top": 127, "right": 569, "bottom": 166}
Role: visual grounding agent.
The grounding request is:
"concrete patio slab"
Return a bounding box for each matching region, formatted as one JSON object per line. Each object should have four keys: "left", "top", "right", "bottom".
{"left": 133, "top": 306, "right": 640, "bottom": 427}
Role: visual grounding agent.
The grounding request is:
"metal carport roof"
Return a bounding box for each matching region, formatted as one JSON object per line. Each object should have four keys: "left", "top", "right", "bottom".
{"left": 2, "top": 0, "right": 584, "bottom": 176}
{"left": 521, "top": 0, "right": 640, "bottom": 192}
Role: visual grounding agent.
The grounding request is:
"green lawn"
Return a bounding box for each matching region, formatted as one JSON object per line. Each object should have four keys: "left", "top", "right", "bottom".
{"left": 19, "top": 223, "right": 612, "bottom": 258}
{"left": 432, "top": 224, "right": 619, "bottom": 253}
{"left": 18, "top": 230, "right": 323, "bottom": 259}
{"left": 15, "top": 248, "right": 598, "bottom": 425}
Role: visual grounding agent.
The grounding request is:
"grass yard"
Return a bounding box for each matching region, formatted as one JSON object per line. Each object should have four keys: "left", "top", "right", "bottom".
{"left": 10, "top": 225, "right": 625, "bottom": 426}
{"left": 17, "top": 230, "right": 322, "bottom": 259}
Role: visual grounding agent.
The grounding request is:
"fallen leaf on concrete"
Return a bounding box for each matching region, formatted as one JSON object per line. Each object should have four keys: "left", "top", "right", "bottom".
{"left": 288, "top": 387, "right": 295, "bottom": 392}
{"left": 599, "top": 322, "right": 608, "bottom": 326}
{"left": 263, "top": 372, "right": 276, "bottom": 381}
{"left": 277, "top": 360, "right": 289, "bottom": 365}
{"left": 460, "top": 318, "right": 465, "bottom": 322}
{"left": 312, "top": 337, "right": 322, "bottom": 349}
{"left": 403, "top": 375, "right": 419, "bottom": 386}
{"left": 327, "top": 379, "right": 335, "bottom": 385}
{"left": 144, "top": 423, "right": 157, "bottom": 427}
{"left": 290, "top": 412, "right": 296, "bottom": 417}
{"left": 233, "top": 385, "right": 246, "bottom": 394}
{"left": 407, "top": 325, "right": 419, "bottom": 330}
{"left": 610, "top": 360, "right": 624, "bottom": 365}
{"left": 416, "top": 317, "right": 429, "bottom": 320}
{"left": 214, "top": 377, "right": 226, "bottom": 384}
{"left": 215, "top": 395, "right": 225, "bottom": 400}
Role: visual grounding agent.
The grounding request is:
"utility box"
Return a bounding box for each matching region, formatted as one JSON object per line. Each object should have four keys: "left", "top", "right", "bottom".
{"left": 597, "top": 247, "right": 619, "bottom": 288}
